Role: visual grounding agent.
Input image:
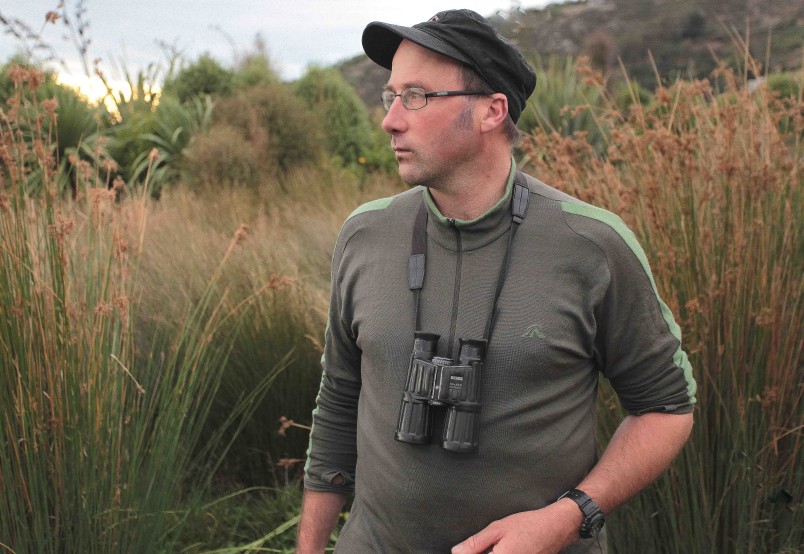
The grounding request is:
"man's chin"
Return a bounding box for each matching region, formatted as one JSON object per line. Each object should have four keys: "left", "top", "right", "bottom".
{"left": 396, "top": 165, "right": 420, "bottom": 187}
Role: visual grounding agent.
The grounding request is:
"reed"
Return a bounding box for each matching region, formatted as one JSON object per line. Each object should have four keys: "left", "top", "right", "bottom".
{"left": 0, "top": 65, "right": 280, "bottom": 552}
{"left": 521, "top": 57, "right": 802, "bottom": 553}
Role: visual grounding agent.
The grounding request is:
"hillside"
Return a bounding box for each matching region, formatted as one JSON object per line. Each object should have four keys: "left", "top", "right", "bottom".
{"left": 339, "top": 0, "right": 804, "bottom": 109}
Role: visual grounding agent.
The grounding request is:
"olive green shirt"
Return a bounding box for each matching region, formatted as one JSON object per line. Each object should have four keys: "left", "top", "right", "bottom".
{"left": 304, "top": 162, "right": 696, "bottom": 553}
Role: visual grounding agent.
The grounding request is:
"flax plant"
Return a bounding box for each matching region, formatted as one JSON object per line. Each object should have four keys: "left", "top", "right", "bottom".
{"left": 521, "top": 59, "right": 801, "bottom": 552}
{"left": 0, "top": 65, "right": 273, "bottom": 553}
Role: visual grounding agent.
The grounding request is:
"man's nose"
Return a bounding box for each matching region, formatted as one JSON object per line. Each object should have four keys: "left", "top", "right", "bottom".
{"left": 381, "top": 97, "right": 408, "bottom": 135}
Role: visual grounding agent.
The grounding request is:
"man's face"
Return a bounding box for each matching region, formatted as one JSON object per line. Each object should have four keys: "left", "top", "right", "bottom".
{"left": 381, "top": 40, "right": 481, "bottom": 188}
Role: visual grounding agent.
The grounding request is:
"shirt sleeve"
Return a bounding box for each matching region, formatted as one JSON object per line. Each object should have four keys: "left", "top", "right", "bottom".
{"left": 303, "top": 229, "right": 362, "bottom": 493}
{"left": 564, "top": 203, "right": 697, "bottom": 415}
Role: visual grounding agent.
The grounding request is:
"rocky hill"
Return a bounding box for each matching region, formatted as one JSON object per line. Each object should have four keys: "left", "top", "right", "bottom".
{"left": 339, "top": 0, "right": 803, "bottom": 109}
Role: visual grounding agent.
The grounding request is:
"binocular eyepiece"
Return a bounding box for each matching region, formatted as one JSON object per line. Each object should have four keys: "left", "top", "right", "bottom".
{"left": 395, "top": 332, "right": 486, "bottom": 453}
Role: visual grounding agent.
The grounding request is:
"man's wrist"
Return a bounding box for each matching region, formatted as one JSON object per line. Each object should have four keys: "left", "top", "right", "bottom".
{"left": 557, "top": 489, "right": 606, "bottom": 538}
{"left": 554, "top": 496, "right": 585, "bottom": 526}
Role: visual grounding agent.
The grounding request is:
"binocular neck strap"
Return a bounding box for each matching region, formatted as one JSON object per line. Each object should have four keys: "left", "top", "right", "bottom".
{"left": 409, "top": 171, "right": 530, "bottom": 341}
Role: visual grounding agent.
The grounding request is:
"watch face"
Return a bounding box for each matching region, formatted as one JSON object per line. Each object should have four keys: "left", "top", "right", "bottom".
{"left": 586, "top": 513, "right": 605, "bottom": 536}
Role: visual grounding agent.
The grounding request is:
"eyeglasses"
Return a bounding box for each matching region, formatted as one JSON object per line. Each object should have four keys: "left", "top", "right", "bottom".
{"left": 381, "top": 87, "right": 488, "bottom": 111}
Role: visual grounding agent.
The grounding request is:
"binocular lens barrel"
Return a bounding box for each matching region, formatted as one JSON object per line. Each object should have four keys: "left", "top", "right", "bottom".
{"left": 395, "top": 396, "right": 432, "bottom": 444}
{"left": 395, "top": 333, "right": 440, "bottom": 444}
{"left": 441, "top": 406, "right": 481, "bottom": 453}
{"left": 395, "top": 335, "right": 487, "bottom": 453}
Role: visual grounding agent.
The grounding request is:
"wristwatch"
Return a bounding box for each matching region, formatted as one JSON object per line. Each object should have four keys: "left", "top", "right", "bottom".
{"left": 558, "top": 488, "right": 605, "bottom": 538}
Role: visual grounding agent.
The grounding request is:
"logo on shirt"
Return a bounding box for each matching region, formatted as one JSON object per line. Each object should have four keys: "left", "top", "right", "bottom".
{"left": 521, "top": 325, "right": 546, "bottom": 339}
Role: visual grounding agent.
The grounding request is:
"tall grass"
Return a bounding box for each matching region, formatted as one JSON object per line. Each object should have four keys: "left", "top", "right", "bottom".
{"left": 0, "top": 65, "right": 280, "bottom": 552}
{"left": 521, "top": 59, "right": 802, "bottom": 552}
{"left": 133, "top": 167, "right": 404, "bottom": 486}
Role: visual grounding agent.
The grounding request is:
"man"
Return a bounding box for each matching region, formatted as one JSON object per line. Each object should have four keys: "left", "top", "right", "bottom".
{"left": 297, "top": 9, "right": 696, "bottom": 554}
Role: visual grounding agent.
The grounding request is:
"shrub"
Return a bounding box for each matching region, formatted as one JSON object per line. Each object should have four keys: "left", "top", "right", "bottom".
{"left": 294, "top": 66, "right": 373, "bottom": 168}
{"left": 182, "top": 123, "right": 262, "bottom": 186}
{"left": 210, "top": 84, "right": 325, "bottom": 176}
{"left": 163, "top": 53, "right": 234, "bottom": 103}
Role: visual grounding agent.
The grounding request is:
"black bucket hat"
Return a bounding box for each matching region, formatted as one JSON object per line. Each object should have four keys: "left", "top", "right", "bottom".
{"left": 362, "top": 9, "right": 536, "bottom": 123}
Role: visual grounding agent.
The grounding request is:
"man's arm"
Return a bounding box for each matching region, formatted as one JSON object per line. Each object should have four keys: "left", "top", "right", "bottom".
{"left": 452, "top": 412, "right": 693, "bottom": 554}
{"left": 296, "top": 490, "right": 346, "bottom": 554}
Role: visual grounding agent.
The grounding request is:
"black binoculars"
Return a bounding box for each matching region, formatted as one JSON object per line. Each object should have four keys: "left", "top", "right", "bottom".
{"left": 395, "top": 332, "right": 487, "bottom": 453}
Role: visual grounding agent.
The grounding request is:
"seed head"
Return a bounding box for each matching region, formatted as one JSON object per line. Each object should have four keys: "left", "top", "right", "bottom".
{"left": 42, "top": 98, "right": 59, "bottom": 123}
{"left": 6, "top": 64, "right": 26, "bottom": 87}
{"left": 114, "top": 295, "right": 129, "bottom": 321}
{"left": 94, "top": 301, "right": 113, "bottom": 317}
{"left": 27, "top": 70, "right": 44, "bottom": 91}
{"left": 103, "top": 159, "right": 118, "bottom": 174}
{"left": 233, "top": 223, "right": 249, "bottom": 246}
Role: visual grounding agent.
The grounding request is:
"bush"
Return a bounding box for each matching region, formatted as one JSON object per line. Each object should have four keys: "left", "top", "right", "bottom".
{"left": 182, "top": 123, "right": 262, "bottom": 186}
{"left": 163, "top": 53, "right": 234, "bottom": 103}
{"left": 766, "top": 71, "right": 802, "bottom": 100}
{"left": 294, "top": 66, "right": 373, "bottom": 168}
{"left": 208, "top": 84, "right": 325, "bottom": 176}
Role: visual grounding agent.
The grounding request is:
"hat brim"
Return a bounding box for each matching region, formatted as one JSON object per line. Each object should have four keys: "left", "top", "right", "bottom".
{"left": 362, "top": 22, "right": 471, "bottom": 70}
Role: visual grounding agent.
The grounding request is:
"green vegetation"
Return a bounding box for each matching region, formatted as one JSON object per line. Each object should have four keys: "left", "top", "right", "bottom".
{"left": 0, "top": 9, "right": 801, "bottom": 552}
{"left": 163, "top": 53, "right": 234, "bottom": 104}
{"left": 294, "top": 66, "right": 373, "bottom": 168}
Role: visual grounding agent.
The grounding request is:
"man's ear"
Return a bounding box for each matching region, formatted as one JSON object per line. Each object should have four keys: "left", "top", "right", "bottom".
{"left": 479, "top": 93, "right": 509, "bottom": 134}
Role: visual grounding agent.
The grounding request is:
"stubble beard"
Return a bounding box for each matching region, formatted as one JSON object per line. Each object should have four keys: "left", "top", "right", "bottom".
{"left": 394, "top": 100, "right": 477, "bottom": 190}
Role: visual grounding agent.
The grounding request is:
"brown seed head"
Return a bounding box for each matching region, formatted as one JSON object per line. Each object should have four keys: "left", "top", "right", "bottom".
{"left": 45, "top": 11, "right": 60, "bottom": 24}
{"left": 103, "top": 159, "right": 118, "bottom": 174}
{"left": 77, "top": 160, "right": 93, "bottom": 180}
{"left": 42, "top": 98, "right": 59, "bottom": 123}
{"left": 233, "top": 223, "right": 249, "bottom": 246}
{"left": 27, "top": 70, "right": 44, "bottom": 91}
{"left": 114, "top": 295, "right": 129, "bottom": 321}
{"left": 94, "top": 301, "right": 113, "bottom": 317}
{"left": 6, "top": 64, "right": 26, "bottom": 86}
{"left": 278, "top": 416, "right": 293, "bottom": 436}
{"left": 276, "top": 458, "right": 305, "bottom": 469}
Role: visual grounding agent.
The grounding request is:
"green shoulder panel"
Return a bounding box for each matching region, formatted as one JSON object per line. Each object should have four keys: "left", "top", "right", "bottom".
{"left": 346, "top": 197, "right": 394, "bottom": 222}
{"left": 560, "top": 201, "right": 696, "bottom": 402}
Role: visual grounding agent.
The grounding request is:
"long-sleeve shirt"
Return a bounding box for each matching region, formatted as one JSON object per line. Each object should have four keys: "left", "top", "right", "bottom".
{"left": 304, "top": 161, "right": 696, "bottom": 553}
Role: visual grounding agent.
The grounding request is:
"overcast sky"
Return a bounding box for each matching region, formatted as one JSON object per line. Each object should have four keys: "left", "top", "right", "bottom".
{"left": 1, "top": 0, "right": 553, "bottom": 94}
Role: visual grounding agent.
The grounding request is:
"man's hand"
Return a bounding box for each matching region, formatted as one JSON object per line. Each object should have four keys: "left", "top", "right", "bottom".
{"left": 451, "top": 499, "right": 582, "bottom": 554}
{"left": 453, "top": 412, "right": 693, "bottom": 554}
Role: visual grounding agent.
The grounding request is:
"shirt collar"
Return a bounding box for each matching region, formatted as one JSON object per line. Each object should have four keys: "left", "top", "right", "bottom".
{"left": 423, "top": 157, "right": 517, "bottom": 252}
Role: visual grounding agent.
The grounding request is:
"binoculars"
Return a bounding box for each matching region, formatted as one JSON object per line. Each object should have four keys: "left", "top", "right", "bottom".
{"left": 395, "top": 332, "right": 487, "bottom": 453}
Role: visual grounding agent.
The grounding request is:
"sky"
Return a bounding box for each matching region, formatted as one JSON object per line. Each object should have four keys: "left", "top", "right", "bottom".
{"left": 1, "top": 1, "right": 553, "bottom": 101}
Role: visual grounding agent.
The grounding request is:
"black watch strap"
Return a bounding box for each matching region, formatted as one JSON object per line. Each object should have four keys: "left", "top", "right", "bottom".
{"left": 558, "top": 488, "right": 605, "bottom": 538}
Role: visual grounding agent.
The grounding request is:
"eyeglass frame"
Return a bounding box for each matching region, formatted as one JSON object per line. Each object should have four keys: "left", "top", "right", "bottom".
{"left": 381, "top": 87, "right": 489, "bottom": 111}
